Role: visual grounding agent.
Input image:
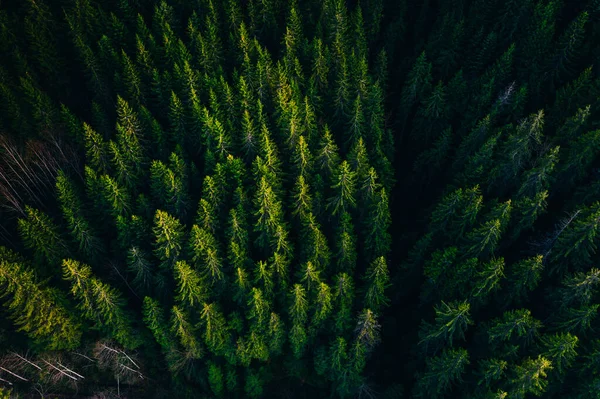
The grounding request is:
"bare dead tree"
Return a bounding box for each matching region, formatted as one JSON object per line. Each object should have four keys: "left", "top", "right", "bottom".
{"left": 41, "top": 359, "right": 80, "bottom": 384}
{"left": 498, "top": 82, "right": 516, "bottom": 106}
{"left": 0, "top": 366, "right": 28, "bottom": 382}
{"left": 0, "top": 169, "right": 25, "bottom": 216}
{"left": 8, "top": 352, "right": 42, "bottom": 372}
{"left": 93, "top": 341, "right": 145, "bottom": 386}
{"left": 0, "top": 141, "right": 43, "bottom": 211}
{"left": 0, "top": 352, "right": 39, "bottom": 394}
{"left": 165, "top": 347, "right": 197, "bottom": 377}
{"left": 0, "top": 131, "right": 80, "bottom": 217}
{"left": 0, "top": 351, "right": 39, "bottom": 385}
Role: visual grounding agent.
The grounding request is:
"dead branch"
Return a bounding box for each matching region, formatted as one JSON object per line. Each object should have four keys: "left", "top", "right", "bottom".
{"left": 0, "top": 366, "right": 28, "bottom": 381}
{"left": 119, "top": 364, "right": 144, "bottom": 379}
{"left": 0, "top": 376, "right": 13, "bottom": 385}
{"left": 10, "top": 352, "right": 42, "bottom": 370}
{"left": 56, "top": 362, "right": 85, "bottom": 379}
{"left": 71, "top": 352, "right": 96, "bottom": 363}
{"left": 118, "top": 350, "right": 139, "bottom": 370}
{"left": 42, "top": 360, "right": 79, "bottom": 381}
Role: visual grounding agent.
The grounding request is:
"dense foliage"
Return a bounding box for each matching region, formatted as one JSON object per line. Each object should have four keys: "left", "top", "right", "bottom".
{"left": 0, "top": 0, "right": 599, "bottom": 398}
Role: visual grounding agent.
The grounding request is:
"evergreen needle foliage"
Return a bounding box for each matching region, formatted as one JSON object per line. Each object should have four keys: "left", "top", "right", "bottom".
{"left": 0, "top": 0, "right": 599, "bottom": 398}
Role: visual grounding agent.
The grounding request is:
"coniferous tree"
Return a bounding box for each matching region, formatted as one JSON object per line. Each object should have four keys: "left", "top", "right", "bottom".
{"left": 414, "top": 347, "right": 469, "bottom": 399}
{"left": 17, "top": 205, "right": 68, "bottom": 269}
{"left": 153, "top": 210, "right": 185, "bottom": 271}
{"left": 0, "top": 248, "right": 81, "bottom": 350}
{"left": 56, "top": 171, "right": 103, "bottom": 261}
{"left": 62, "top": 259, "right": 141, "bottom": 349}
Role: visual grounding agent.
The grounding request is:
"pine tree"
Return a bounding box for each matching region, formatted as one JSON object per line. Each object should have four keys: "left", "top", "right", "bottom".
{"left": 363, "top": 256, "right": 391, "bottom": 312}
{"left": 541, "top": 333, "right": 578, "bottom": 376}
{"left": 97, "top": 173, "right": 132, "bottom": 219}
{"left": 300, "top": 213, "right": 330, "bottom": 270}
{"left": 414, "top": 347, "right": 470, "bottom": 399}
{"left": 558, "top": 129, "right": 600, "bottom": 190}
{"left": 84, "top": 122, "right": 110, "bottom": 173}
{"left": 554, "top": 304, "right": 599, "bottom": 334}
{"left": 143, "top": 296, "right": 175, "bottom": 352}
{"left": 556, "top": 268, "right": 600, "bottom": 307}
{"left": 0, "top": 249, "right": 81, "bottom": 350}
{"left": 168, "top": 91, "right": 187, "bottom": 147}
{"left": 20, "top": 72, "right": 58, "bottom": 135}
{"left": 400, "top": 52, "right": 432, "bottom": 128}
{"left": 333, "top": 212, "right": 357, "bottom": 274}
{"left": 354, "top": 309, "right": 380, "bottom": 351}
{"left": 127, "top": 247, "right": 153, "bottom": 295}
{"left": 509, "top": 356, "right": 553, "bottom": 399}
{"left": 430, "top": 186, "right": 483, "bottom": 239}
{"left": 153, "top": 210, "right": 185, "bottom": 270}
{"left": 551, "top": 202, "right": 600, "bottom": 273}
{"left": 62, "top": 259, "right": 141, "bottom": 349}
{"left": 121, "top": 50, "right": 145, "bottom": 107}
{"left": 466, "top": 219, "right": 502, "bottom": 259}
{"left": 253, "top": 175, "right": 289, "bottom": 255}
{"left": 419, "top": 300, "right": 473, "bottom": 352}
{"left": 208, "top": 361, "right": 225, "bottom": 397}
{"left": 364, "top": 188, "right": 392, "bottom": 259}
{"left": 150, "top": 156, "right": 190, "bottom": 219}
{"left": 17, "top": 205, "right": 68, "bottom": 269}
{"left": 471, "top": 258, "right": 505, "bottom": 301}
{"left": 113, "top": 96, "right": 146, "bottom": 189}
{"left": 487, "top": 309, "right": 543, "bottom": 348}
{"left": 291, "top": 174, "right": 313, "bottom": 220}
{"left": 333, "top": 272, "right": 354, "bottom": 335}
{"left": 190, "top": 224, "right": 224, "bottom": 284}
{"left": 328, "top": 161, "right": 356, "bottom": 215}
{"left": 173, "top": 260, "right": 206, "bottom": 307}
{"left": 311, "top": 281, "right": 333, "bottom": 333}
{"left": 56, "top": 171, "right": 103, "bottom": 261}
{"left": 546, "top": 11, "right": 588, "bottom": 84}
{"left": 170, "top": 305, "right": 203, "bottom": 358}
{"left": 476, "top": 358, "right": 508, "bottom": 391}
{"left": 506, "top": 255, "right": 544, "bottom": 305}
{"left": 412, "top": 81, "right": 449, "bottom": 145}
{"left": 316, "top": 126, "right": 341, "bottom": 178}
{"left": 289, "top": 284, "right": 309, "bottom": 358}
{"left": 200, "top": 302, "right": 230, "bottom": 356}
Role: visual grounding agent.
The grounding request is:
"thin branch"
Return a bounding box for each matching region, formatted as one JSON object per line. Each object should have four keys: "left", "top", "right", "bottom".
{"left": 42, "top": 360, "right": 78, "bottom": 381}
{"left": 120, "top": 364, "right": 144, "bottom": 379}
{"left": 71, "top": 352, "right": 96, "bottom": 363}
{"left": 101, "top": 344, "right": 120, "bottom": 354}
{"left": 0, "top": 376, "right": 13, "bottom": 385}
{"left": 118, "top": 350, "right": 140, "bottom": 370}
{"left": 57, "top": 362, "right": 85, "bottom": 379}
{"left": 0, "top": 366, "right": 28, "bottom": 381}
{"left": 10, "top": 352, "right": 42, "bottom": 370}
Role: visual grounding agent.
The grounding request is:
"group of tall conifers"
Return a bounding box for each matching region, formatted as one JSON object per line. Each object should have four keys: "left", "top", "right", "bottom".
{"left": 384, "top": 1, "right": 600, "bottom": 399}
{"left": 0, "top": 0, "right": 392, "bottom": 397}
{"left": 0, "top": 0, "right": 599, "bottom": 398}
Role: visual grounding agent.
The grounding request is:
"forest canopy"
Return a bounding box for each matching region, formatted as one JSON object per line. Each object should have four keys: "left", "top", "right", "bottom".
{"left": 0, "top": 0, "right": 599, "bottom": 398}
